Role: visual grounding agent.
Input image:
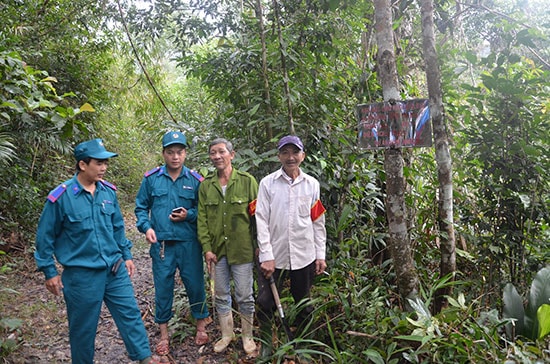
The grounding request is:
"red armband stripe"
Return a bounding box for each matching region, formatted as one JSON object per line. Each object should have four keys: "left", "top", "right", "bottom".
{"left": 310, "top": 199, "right": 326, "bottom": 221}
{"left": 248, "top": 199, "right": 257, "bottom": 216}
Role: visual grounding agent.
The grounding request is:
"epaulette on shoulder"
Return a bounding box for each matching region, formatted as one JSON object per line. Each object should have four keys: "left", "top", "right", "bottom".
{"left": 236, "top": 169, "right": 253, "bottom": 178}
{"left": 190, "top": 169, "right": 205, "bottom": 182}
{"left": 47, "top": 184, "right": 67, "bottom": 203}
{"left": 144, "top": 166, "right": 161, "bottom": 177}
{"left": 100, "top": 180, "right": 117, "bottom": 191}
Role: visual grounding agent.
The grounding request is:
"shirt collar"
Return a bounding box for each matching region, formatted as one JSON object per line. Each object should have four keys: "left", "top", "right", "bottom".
{"left": 159, "top": 165, "right": 188, "bottom": 178}
{"left": 276, "top": 167, "right": 303, "bottom": 184}
{"left": 71, "top": 174, "right": 104, "bottom": 195}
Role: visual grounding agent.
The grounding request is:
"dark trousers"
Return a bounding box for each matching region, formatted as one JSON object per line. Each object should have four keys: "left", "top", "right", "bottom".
{"left": 256, "top": 261, "right": 316, "bottom": 330}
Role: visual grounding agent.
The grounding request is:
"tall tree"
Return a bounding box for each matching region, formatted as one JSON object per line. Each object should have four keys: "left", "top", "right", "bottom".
{"left": 420, "top": 0, "right": 456, "bottom": 313}
{"left": 373, "top": 0, "right": 419, "bottom": 304}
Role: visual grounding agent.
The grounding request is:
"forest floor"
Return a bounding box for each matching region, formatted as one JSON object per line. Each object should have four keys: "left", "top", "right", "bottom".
{"left": 0, "top": 213, "right": 257, "bottom": 364}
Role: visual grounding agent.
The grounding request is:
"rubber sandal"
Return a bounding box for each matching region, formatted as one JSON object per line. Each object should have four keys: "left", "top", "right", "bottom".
{"left": 194, "top": 329, "right": 209, "bottom": 346}
{"left": 155, "top": 338, "right": 170, "bottom": 356}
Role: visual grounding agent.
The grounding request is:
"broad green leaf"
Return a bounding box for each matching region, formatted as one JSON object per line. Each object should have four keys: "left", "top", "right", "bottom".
{"left": 40, "top": 76, "right": 58, "bottom": 83}
{"left": 526, "top": 267, "right": 550, "bottom": 339}
{"left": 538, "top": 304, "right": 550, "bottom": 339}
{"left": 0, "top": 317, "right": 23, "bottom": 330}
{"left": 394, "top": 334, "right": 426, "bottom": 343}
{"left": 362, "top": 348, "right": 384, "bottom": 364}
{"left": 247, "top": 103, "right": 260, "bottom": 116}
{"left": 39, "top": 99, "right": 54, "bottom": 108}
{"left": 79, "top": 103, "right": 95, "bottom": 113}
{"left": 464, "top": 51, "right": 477, "bottom": 64}
{"left": 0, "top": 101, "right": 17, "bottom": 109}
{"left": 503, "top": 282, "right": 525, "bottom": 338}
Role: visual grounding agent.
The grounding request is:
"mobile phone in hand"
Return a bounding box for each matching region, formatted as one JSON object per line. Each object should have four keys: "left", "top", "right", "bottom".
{"left": 172, "top": 207, "right": 184, "bottom": 213}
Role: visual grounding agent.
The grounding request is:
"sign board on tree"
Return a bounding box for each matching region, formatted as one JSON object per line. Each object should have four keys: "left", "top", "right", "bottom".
{"left": 357, "top": 99, "right": 432, "bottom": 149}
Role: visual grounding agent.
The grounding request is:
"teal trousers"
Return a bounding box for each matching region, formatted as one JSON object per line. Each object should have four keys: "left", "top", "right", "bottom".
{"left": 62, "top": 264, "right": 151, "bottom": 363}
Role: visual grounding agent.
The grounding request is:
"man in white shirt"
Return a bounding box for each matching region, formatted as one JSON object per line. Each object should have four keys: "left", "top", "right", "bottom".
{"left": 255, "top": 135, "right": 327, "bottom": 361}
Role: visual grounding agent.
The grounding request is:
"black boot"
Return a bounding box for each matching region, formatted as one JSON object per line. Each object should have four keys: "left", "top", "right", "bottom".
{"left": 256, "top": 321, "right": 273, "bottom": 363}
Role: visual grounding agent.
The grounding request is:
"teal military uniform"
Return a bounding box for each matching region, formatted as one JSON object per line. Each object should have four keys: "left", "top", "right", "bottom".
{"left": 35, "top": 176, "right": 152, "bottom": 364}
{"left": 34, "top": 139, "right": 153, "bottom": 364}
{"left": 135, "top": 165, "right": 209, "bottom": 324}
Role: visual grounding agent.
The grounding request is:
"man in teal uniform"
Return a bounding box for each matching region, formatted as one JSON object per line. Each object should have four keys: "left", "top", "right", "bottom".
{"left": 135, "top": 131, "right": 210, "bottom": 356}
{"left": 35, "top": 139, "right": 160, "bottom": 364}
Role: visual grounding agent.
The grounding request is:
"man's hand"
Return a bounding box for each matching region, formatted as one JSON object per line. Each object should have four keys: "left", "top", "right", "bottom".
{"left": 145, "top": 228, "right": 157, "bottom": 244}
{"left": 260, "top": 260, "right": 276, "bottom": 279}
{"left": 204, "top": 251, "right": 217, "bottom": 274}
{"left": 125, "top": 260, "right": 136, "bottom": 278}
{"left": 315, "top": 259, "right": 327, "bottom": 275}
{"left": 45, "top": 275, "right": 63, "bottom": 296}
{"left": 169, "top": 208, "right": 188, "bottom": 222}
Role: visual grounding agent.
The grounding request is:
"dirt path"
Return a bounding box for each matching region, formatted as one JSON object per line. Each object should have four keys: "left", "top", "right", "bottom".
{"left": 1, "top": 215, "right": 253, "bottom": 364}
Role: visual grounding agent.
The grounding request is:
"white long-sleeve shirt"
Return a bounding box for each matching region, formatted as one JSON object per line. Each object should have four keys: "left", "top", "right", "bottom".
{"left": 256, "top": 167, "right": 326, "bottom": 270}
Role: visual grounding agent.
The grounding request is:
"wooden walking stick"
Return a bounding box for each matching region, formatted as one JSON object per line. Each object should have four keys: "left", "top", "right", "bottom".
{"left": 209, "top": 264, "right": 216, "bottom": 321}
{"left": 269, "top": 275, "right": 294, "bottom": 341}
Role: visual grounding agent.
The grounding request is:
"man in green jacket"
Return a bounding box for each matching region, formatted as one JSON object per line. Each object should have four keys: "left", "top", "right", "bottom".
{"left": 197, "top": 138, "right": 258, "bottom": 355}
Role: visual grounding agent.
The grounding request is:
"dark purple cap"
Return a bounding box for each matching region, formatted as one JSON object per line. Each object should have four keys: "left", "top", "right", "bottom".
{"left": 277, "top": 135, "right": 304, "bottom": 151}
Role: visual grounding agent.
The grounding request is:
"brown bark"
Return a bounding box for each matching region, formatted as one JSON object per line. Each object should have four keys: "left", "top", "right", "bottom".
{"left": 420, "top": 0, "right": 456, "bottom": 313}
{"left": 272, "top": 0, "right": 295, "bottom": 134}
{"left": 384, "top": 148, "right": 420, "bottom": 304}
{"left": 373, "top": 0, "right": 419, "bottom": 306}
{"left": 255, "top": 0, "right": 273, "bottom": 141}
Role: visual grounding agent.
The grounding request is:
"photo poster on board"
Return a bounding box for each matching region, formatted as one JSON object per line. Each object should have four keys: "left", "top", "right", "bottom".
{"left": 357, "top": 99, "right": 432, "bottom": 149}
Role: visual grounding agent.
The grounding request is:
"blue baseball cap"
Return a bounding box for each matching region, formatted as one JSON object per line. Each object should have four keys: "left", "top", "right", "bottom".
{"left": 277, "top": 135, "right": 304, "bottom": 151}
{"left": 162, "top": 131, "right": 188, "bottom": 148}
{"left": 74, "top": 139, "right": 118, "bottom": 161}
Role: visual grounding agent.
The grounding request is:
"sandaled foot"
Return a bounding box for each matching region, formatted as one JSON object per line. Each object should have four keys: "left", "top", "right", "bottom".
{"left": 194, "top": 329, "right": 209, "bottom": 345}
{"left": 140, "top": 355, "right": 168, "bottom": 364}
{"left": 155, "top": 338, "right": 170, "bottom": 356}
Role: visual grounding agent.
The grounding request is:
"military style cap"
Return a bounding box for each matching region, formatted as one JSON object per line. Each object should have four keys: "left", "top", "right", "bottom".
{"left": 277, "top": 135, "right": 304, "bottom": 151}
{"left": 162, "top": 131, "right": 188, "bottom": 148}
{"left": 74, "top": 139, "right": 118, "bottom": 161}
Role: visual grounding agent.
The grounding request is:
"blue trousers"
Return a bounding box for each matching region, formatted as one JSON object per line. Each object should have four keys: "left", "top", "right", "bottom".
{"left": 150, "top": 240, "right": 209, "bottom": 323}
{"left": 62, "top": 264, "right": 151, "bottom": 364}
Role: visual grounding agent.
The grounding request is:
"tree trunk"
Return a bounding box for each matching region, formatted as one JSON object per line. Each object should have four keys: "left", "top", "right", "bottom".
{"left": 272, "top": 0, "right": 295, "bottom": 134}
{"left": 255, "top": 0, "right": 273, "bottom": 141}
{"left": 420, "top": 0, "right": 456, "bottom": 313}
{"left": 373, "top": 0, "right": 419, "bottom": 306}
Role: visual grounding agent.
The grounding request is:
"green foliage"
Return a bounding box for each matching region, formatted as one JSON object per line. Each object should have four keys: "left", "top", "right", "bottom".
{"left": 0, "top": 49, "right": 96, "bottom": 244}
{"left": 244, "top": 248, "right": 550, "bottom": 363}
{"left": 537, "top": 304, "right": 550, "bottom": 340}
{"left": 0, "top": 316, "right": 23, "bottom": 358}
{"left": 0, "top": 0, "right": 118, "bottom": 100}
{"left": 503, "top": 266, "right": 550, "bottom": 340}
{"left": 447, "top": 16, "right": 550, "bottom": 302}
